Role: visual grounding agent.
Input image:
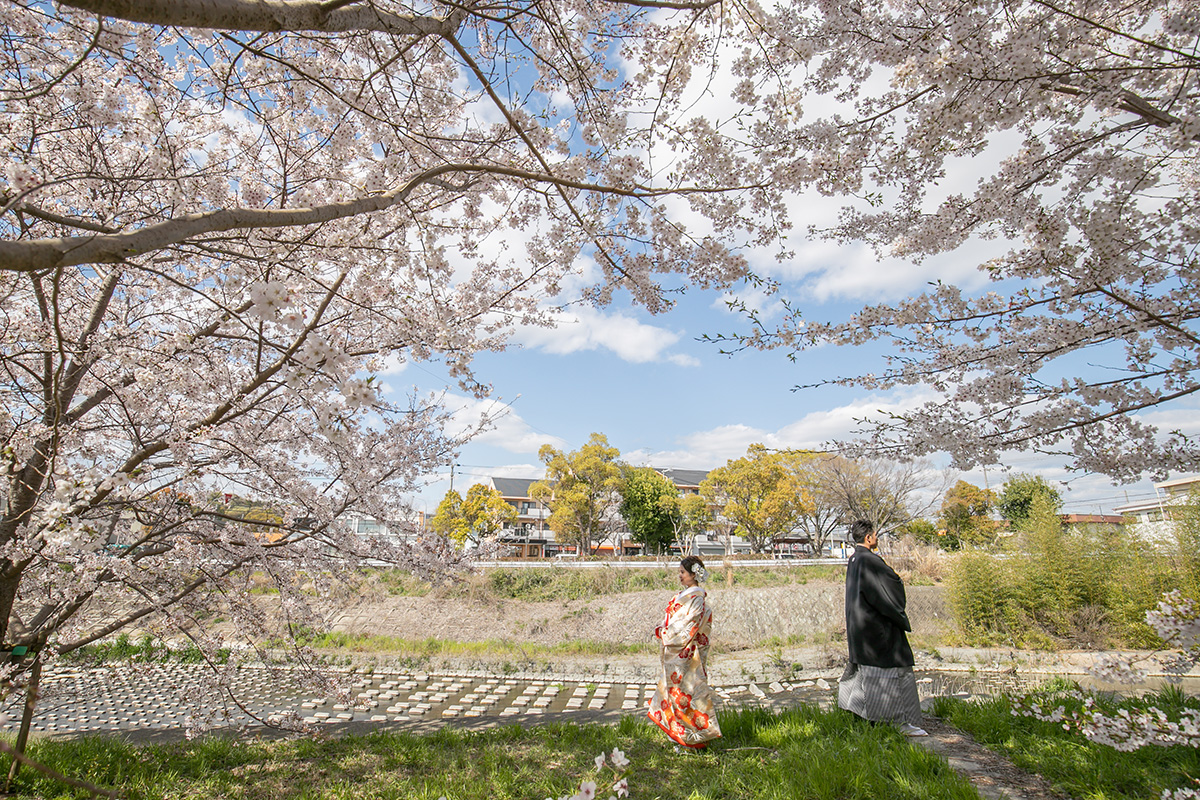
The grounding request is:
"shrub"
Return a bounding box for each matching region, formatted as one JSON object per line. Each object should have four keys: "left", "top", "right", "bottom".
{"left": 946, "top": 551, "right": 1021, "bottom": 642}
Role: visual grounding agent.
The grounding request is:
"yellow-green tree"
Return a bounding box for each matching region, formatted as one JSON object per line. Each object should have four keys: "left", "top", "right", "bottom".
{"left": 700, "top": 444, "right": 806, "bottom": 553}
{"left": 530, "top": 433, "right": 624, "bottom": 557}
{"left": 430, "top": 484, "right": 516, "bottom": 548}
{"left": 938, "top": 480, "right": 999, "bottom": 550}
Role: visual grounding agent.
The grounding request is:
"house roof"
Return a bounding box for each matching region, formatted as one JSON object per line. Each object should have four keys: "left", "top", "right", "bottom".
{"left": 653, "top": 468, "right": 710, "bottom": 488}
{"left": 1061, "top": 514, "right": 1126, "bottom": 525}
{"left": 1155, "top": 475, "right": 1200, "bottom": 492}
{"left": 490, "top": 477, "right": 540, "bottom": 498}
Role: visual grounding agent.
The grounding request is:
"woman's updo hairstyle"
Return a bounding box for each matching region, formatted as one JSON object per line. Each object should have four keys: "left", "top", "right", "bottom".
{"left": 681, "top": 555, "right": 707, "bottom": 582}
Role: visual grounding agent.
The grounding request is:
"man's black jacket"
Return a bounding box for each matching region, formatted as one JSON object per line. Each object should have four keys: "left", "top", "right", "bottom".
{"left": 844, "top": 544, "right": 914, "bottom": 668}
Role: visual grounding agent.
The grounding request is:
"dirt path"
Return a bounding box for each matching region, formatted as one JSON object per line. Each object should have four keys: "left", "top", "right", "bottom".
{"left": 918, "top": 717, "right": 1071, "bottom": 800}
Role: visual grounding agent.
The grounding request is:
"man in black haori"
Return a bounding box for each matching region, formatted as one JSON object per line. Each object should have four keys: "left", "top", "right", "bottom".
{"left": 837, "top": 519, "right": 927, "bottom": 736}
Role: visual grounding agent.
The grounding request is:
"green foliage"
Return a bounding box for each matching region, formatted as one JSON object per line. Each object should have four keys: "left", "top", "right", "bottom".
{"left": 996, "top": 473, "right": 1063, "bottom": 531}
{"left": 11, "top": 707, "right": 981, "bottom": 800}
{"left": 946, "top": 552, "right": 1019, "bottom": 642}
{"left": 934, "top": 684, "right": 1200, "bottom": 800}
{"left": 1170, "top": 488, "right": 1200, "bottom": 601}
{"left": 945, "top": 493, "right": 1198, "bottom": 649}
{"left": 478, "top": 564, "right": 833, "bottom": 603}
{"left": 531, "top": 433, "right": 624, "bottom": 554}
{"left": 430, "top": 484, "right": 517, "bottom": 548}
{"left": 296, "top": 631, "right": 652, "bottom": 658}
{"left": 700, "top": 444, "right": 811, "bottom": 553}
{"left": 618, "top": 467, "right": 679, "bottom": 553}
{"left": 64, "top": 633, "right": 227, "bottom": 665}
{"left": 937, "top": 480, "right": 997, "bottom": 550}
{"left": 898, "top": 518, "right": 939, "bottom": 546}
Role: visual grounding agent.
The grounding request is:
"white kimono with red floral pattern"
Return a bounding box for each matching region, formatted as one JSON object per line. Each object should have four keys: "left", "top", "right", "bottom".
{"left": 648, "top": 585, "right": 722, "bottom": 748}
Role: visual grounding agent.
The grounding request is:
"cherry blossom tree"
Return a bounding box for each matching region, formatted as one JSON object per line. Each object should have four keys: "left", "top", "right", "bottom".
{"left": 719, "top": 0, "right": 1200, "bottom": 481}
{"left": 0, "top": 0, "right": 795, "bottom": 761}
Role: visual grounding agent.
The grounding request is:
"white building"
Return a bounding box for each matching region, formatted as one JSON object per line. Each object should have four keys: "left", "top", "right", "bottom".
{"left": 1112, "top": 475, "right": 1200, "bottom": 542}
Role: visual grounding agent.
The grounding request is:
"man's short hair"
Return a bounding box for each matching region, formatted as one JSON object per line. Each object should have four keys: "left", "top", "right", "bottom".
{"left": 849, "top": 519, "right": 875, "bottom": 544}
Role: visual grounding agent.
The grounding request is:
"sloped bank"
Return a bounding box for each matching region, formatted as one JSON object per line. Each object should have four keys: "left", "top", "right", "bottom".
{"left": 318, "top": 581, "right": 951, "bottom": 682}
{"left": 323, "top": 581, "right": 950, "bottom": 648}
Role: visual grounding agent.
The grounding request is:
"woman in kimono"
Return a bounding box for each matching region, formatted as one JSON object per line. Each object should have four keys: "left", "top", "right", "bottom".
{"left": 648, "top": 555, "right": 722, "bottom": 749}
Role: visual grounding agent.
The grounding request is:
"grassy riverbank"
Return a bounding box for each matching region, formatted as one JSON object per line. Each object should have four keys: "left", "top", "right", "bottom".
{"left": 365, "top": 563, "right": 848, "bottom": 602}
{"left": 12, "top": 707, "right": 977, "bottom": 800}
{"left": 933, "top": 681, "right": 1200, "bottom": 800}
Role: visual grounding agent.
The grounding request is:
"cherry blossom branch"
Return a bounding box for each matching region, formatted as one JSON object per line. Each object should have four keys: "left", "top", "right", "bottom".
{"left": 1032, "top": 0, "right": 1200, "bottom": 64}
{"left": 0, "top": 164, "right": 747, "bottom": 272}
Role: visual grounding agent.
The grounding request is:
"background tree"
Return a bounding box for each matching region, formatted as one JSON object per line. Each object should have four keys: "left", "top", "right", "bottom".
{"left": 698, "top": 481, "right": 738, "bottom": 557}
{"left": 618, "top": 467, "right": 678, "bottom": 555}
{"left": 793, "top": 454, "right": 850, "bottom": 556}
{"left": 430, "top": 490, "right": 467, "bottom": 545}
{"left": 431, "top": 484, "right": 516, "bottom": 548}
{"left": 938, "top": 480, "right": 999, "bottom": 550}
{"left": 701, "top": 444, "right": 805, "bottom": 554}
{"left": 530, "top": 434, "right": 624, "bottom": 557}
{"left": 897, "top": 518, "right": 940, "bottom": 548}
{"left": 997, "top": 474, "right": 1064, "bottom": 533}
{"left": 663, "top": 493, "right": 713, "bottom": 557}
{"left": 822, "top": 458, "right": 947, "bottom": 540}
{"left": 713, "top": 0, "right": 1200, "bottom": 481}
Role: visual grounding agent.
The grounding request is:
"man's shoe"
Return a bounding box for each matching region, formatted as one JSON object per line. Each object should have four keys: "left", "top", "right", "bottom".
{"left": 898, "top": 723, "right": 928, "bottom": 737}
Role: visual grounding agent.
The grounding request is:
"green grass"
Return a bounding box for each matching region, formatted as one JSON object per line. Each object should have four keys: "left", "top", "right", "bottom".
{"left": 12, "top": 707, "right": 980, "bottom": 799}
{"left": 932, "top": 681, "right": 1200, "bottom": 800}
{"left": 474, "top": 565, "right": 839, "bottom": 603}
{"left": 62, "top": 633, "right": 228, "bottom": 665}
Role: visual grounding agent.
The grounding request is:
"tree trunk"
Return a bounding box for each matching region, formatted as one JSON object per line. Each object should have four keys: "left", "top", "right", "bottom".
{"left": 5, "top": 653, "right": 41, "bottom": 792}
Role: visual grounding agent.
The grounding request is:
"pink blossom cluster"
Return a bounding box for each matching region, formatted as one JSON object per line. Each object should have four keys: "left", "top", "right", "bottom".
{"left": 548, "top": 749, "right": 632, "bottom": 800}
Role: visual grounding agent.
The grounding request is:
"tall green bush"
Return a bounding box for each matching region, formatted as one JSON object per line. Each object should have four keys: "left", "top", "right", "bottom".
{"left": 947, "top": 491, "right": 1193, "bottom": 649}
{"left": 1009, "top": 495, "right": 1108, "bottom": 642}
{"left": 1169, "top": 488, "right": 1200, "bottom": 601}
{"left": 947, "top": 551, "right": 1021, "bottom": 642}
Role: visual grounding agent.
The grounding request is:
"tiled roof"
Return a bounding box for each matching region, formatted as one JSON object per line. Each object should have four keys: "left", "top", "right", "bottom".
{"left": 491, "top": 477, "right": 541, "bottom": 498}
{"left": 653, "top": 468, "right": 710, "bottom": 488}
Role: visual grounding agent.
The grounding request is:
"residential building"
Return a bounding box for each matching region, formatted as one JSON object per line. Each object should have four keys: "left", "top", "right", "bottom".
{"left": 484, "top": 468, "right": 760, "bottom": 557}
{"left": 488, "top": 477, "right": 553, "bottom": 557}
{"left": 1112, "top": 475, "right": 1200, "bottom": 542}
{"left": 1060, "top": 513, "right": 1126, "bottom": 532}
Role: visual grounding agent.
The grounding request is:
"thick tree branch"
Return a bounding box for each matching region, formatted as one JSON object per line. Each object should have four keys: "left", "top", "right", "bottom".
{"left": 56, "top": 0, "right": 454, "bottom": 35}
{"left": 1, "top": 164, "right": 736, "bottom": 272}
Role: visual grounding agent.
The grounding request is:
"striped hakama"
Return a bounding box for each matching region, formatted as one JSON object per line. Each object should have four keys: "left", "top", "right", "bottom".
{"left": 837, "top": 662, "right": 922, "bottom": 726}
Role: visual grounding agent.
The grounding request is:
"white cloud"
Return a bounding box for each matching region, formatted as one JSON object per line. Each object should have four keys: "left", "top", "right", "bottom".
{"left": 512, "top": 306, "right": 698, "bottom": 365}
{"left": 375, "top": 354, "right": 409, "bottom": 377}
{"left": 443, "top": 394, "right": 568, "bottom": 454}
{"left": 634, "top": 389, "right": 940, "bottom": 469}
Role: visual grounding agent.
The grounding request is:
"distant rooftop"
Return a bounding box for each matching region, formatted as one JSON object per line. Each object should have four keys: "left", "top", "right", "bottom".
{"left": 1156, "top": 475, "right": 1200, "bottom": 492}
{"left": 653, "top": 468, "right": 710, "bottom": 488}
{"left": 491, "top": 477, "right": 540, "bottom": 498}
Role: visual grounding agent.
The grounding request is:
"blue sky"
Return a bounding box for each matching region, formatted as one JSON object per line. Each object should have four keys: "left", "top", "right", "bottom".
{"left": 384, "top": 244, "right": 1200, "bottom": 521}
{"left": 375, "top": 22, "right": 1200, "bottom": 523}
